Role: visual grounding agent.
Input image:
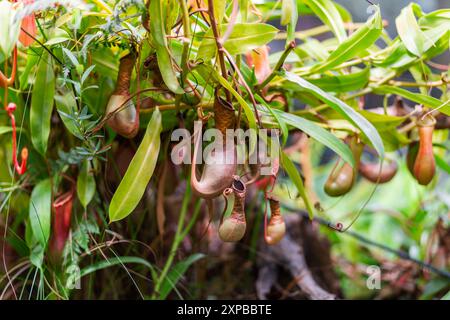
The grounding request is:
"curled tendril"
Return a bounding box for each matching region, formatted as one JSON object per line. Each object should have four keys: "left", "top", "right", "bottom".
{"left": 6, "top": 103, "right": 28, "bottom": 175}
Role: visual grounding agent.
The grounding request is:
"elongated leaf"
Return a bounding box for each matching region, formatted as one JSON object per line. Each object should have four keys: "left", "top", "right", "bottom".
{"left": 373, "top": 86, "right": 450, "bottom": 116}
{"left": 79, "top": 256, "right": 154, "bottom": 278}
{"left": 378, "top": 16, "right": 449, "bottom": 70}
{"left": 419, "top": 9, "right": 450, "bottom": 28}
{"left": 210, "top": 0, "right": 226, "bottom": 23}
{"left": 435, "top": 154, "right": 450, "bottom": 175}
{"left": 273, "top": 109, "right": 354, "bottom": 167}
{"left": 197, "top": 23, "right": 278, "bottom": 60}
{"left": 280, "top": 151, "right": 314, "bottom": 219}
{"left": 305, "top": 67, "right": 370, "bottom": 92}
{"left": 109, "top": 109, "right": 162, "bottom": 222}
{"left": 311, "top": 6, "right": 382, "bottom": 73}
{"left": 30, "top": 52, "right": 55, "bottom": 156}
{"left": 149, "top": 0, "right": 183, "bottom": 94}
{"left": 281, "top": 0, "right": 298, "bottom": 42}
{"left": 304, "top": 0, "right": 347, "bottom": 43}
{"left": 281, "top": 0, "right": 293, "bottom": 25}
{"left": 283, "top": 71, "right": 384, "bottom": 157}
{"left": 359, "top": 110, "right": 405, "bottom": 131}
{"left": 20, "top": 48, "right": 41, "bottom": 91}
{"left": 159, "top": 253, "right": 205, "bottom": 299}
{"left": 396, "top": 4, "right": 425, "bottom": 56}
{"left": 29, "top": 179, "right": 52, "bottom": 247}
{"left": 0, "top": 127, "right": 12, "bottom": 136}
{"left": 0, "top": 1, "right": 21, "bottom": 56}
{"left": 55, "top": 91, "right": 80, "bottom": 138}
{"left": 296, "top": 38, "right": 329, "bottom": 61}
{"left": 255, "top": 95, "right": 288, "bottom": 146}
{"left": 77, "top": 160, "right": 96, "bottom": 208}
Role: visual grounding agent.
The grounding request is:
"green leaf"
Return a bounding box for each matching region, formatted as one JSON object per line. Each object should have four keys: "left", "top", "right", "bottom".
{"left": 0, "top": 1, "right": 21, "bottom": 56}
{"left": 378, "top": 13, "right": 449, "bottom": 70}
{"left": 280, "top": 151, "right": 314, "bottom": 219}
{"left": 304, "top": 0, "right": 347, "bottom": 43}
{"left": 20, "top": 48, "right": 41, "bottom": 91}
{"left": 442, "top": 290, "right": 450, "bottom": 300}
{"left": 149, "top": 0, "right": 184, "bottom": 94}
{"left": 418, "top": 9, "right": 450, "bottom": 29}
{"left": 0, "top": 126, "right": 24, "bottom": 137}
{"left": 296, "top": 38, "right": 329, "bottom": 61}
{"left": 305, "top": 67, "right": 370, "bottom": 92}
{"left": 79, "top": 256, "right": 154, "bottom": 279}
{"left": 396, "top": 4, "right": 425, "bottom": 57}
{"left": 281, "top": 0, "right": 298, "bottom": 42}
{"left": 159, "top": 253, "right": 205, "bottom": 299}
{"left": 283, "top": 71, "right": 384, "bottom": 157}
{"left": 373, "top": 86, "right": 450, "bottom": 116}
{"left": 0, "top": 126, "right": 13, "bottom": 135}
{"left": 435, "top": 154, "right": 450, "bottom": 175}
{"left": 55, "top": 91, "right": 81, "bottom": 138}
{"left": 197, "top": 23, "right": 278, "bottom": 60}
{"left": 45, "top": 37, "right": 70, "bottom": 46}
{"left": 311, "top": 6, "right": 382, "bottom": 73}
{"left": 77, "top": 160, "right": 96, "bottom": 208}
{"left": 255, "top": 94, "right": 288, "bottom": 146}
{"left": 281, "top": 0, "right": 293, "bottom": 25}
{"left": 358, "top": 110, "right": 406, "bottom": 131}
{"left": 109, "top": 109, "right": 162, "bottom": 222}
{"left": 274, "top": 109, "right": 354, "bottom": 167}
{"left": 29, "top": 179, "right": 52, "bottom": 247}
{"left": 62, "top": 48, "right": 80, "bottom": 67}
{"left": 30, "top": 52, "right": 55, "bottom": 156}
{"left": 211, "top": 0, "right": 226, "bottom": 23}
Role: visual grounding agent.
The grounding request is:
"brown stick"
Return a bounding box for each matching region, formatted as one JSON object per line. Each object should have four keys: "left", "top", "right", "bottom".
{"left": 262, "top": 215, "right": 336, "bottom": 300}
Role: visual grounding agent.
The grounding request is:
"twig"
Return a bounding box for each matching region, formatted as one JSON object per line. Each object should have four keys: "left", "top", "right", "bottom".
{"left": 388, "top": 79, "right": 447, "bottom": 88}
{"left": 222, "top": 0, "right": 239, "bottom": 43}
{"left": 292, "top": 209, "right": 450, "bottom": 280}
{"left": 223, "top": 49, "right": 262, "bottom": 127}
{"left": 263, "top": 215, "right": 336, "bottom": 300}
{"left": 207, "top": 0, "right": 231, "bottom": 102}
{"left": 20, "top": 27, "right": 64, "bottom": 66}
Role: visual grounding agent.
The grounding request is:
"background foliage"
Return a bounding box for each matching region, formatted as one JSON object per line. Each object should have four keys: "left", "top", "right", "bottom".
{"left": 0, "top": 0, "right": 449, "bottom": 299}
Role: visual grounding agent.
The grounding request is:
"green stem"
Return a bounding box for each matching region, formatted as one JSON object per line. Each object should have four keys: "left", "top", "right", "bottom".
{"left": 256, "top": 40, "right": 296, "bottom": 90}
{"left": 178, "top": 0, "right": 191, "bottom": 86}
{"left": 152, "top": 182, "right": 201, "bottom": 299}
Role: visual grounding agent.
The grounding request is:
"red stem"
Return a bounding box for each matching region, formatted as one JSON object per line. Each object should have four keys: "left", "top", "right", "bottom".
{"left": 6, "top": 103, "right": 28, "bottom": 175}
{"left": 0, "top": 47, "right": 17, "bottom": 87}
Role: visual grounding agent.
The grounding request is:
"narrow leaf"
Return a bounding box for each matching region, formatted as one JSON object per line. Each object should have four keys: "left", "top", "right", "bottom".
{"left": 149, "top": 0, "right": 184, "bottom": 94}
{"left": 55, "top": 90, "right": 81, "bottom": 138}
{"left": 280, "top": 151, "right": 314, "bottom": 219}
{"left": 77, "top": 160, "right": 96, "bottom": 208}
{"left": 304, "top": 0, "right": 347, "bottom": 43}
{"left": 159, "top": 253, "right": 205, "bottom": 299}
{"left": 79, "top": 256, "right": 154, "bottom": 278}
{"left": 0, "top": 1, "right": 21, "bottom": 56}
{"left": 30, "top": 52, "right": 55, "bottom": 155}
{"left": 109, "top": 109, "right": 162, "bottom": 222}
{"left": 396, "top": 4, "right": 425, "bottom": 56}
{"left": 312, "top": 6, "right": 382, "bottom": 72}
{"left": 29, "top": 179, "right": 52, "bottom": 247}
{"left": 283, "top": 71, "right": 384, "bottom": 157}
{"left": 197, "top": 23, "right": 278, "bottom": 60}
{"left": 373, "top": 86, "right": 450, "bottom": 116}
{"left": 275, "top": 109, "right": 355, "bottom": 167}
{"left": 305, "top": 67, "right": 370, "bottom": 92}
